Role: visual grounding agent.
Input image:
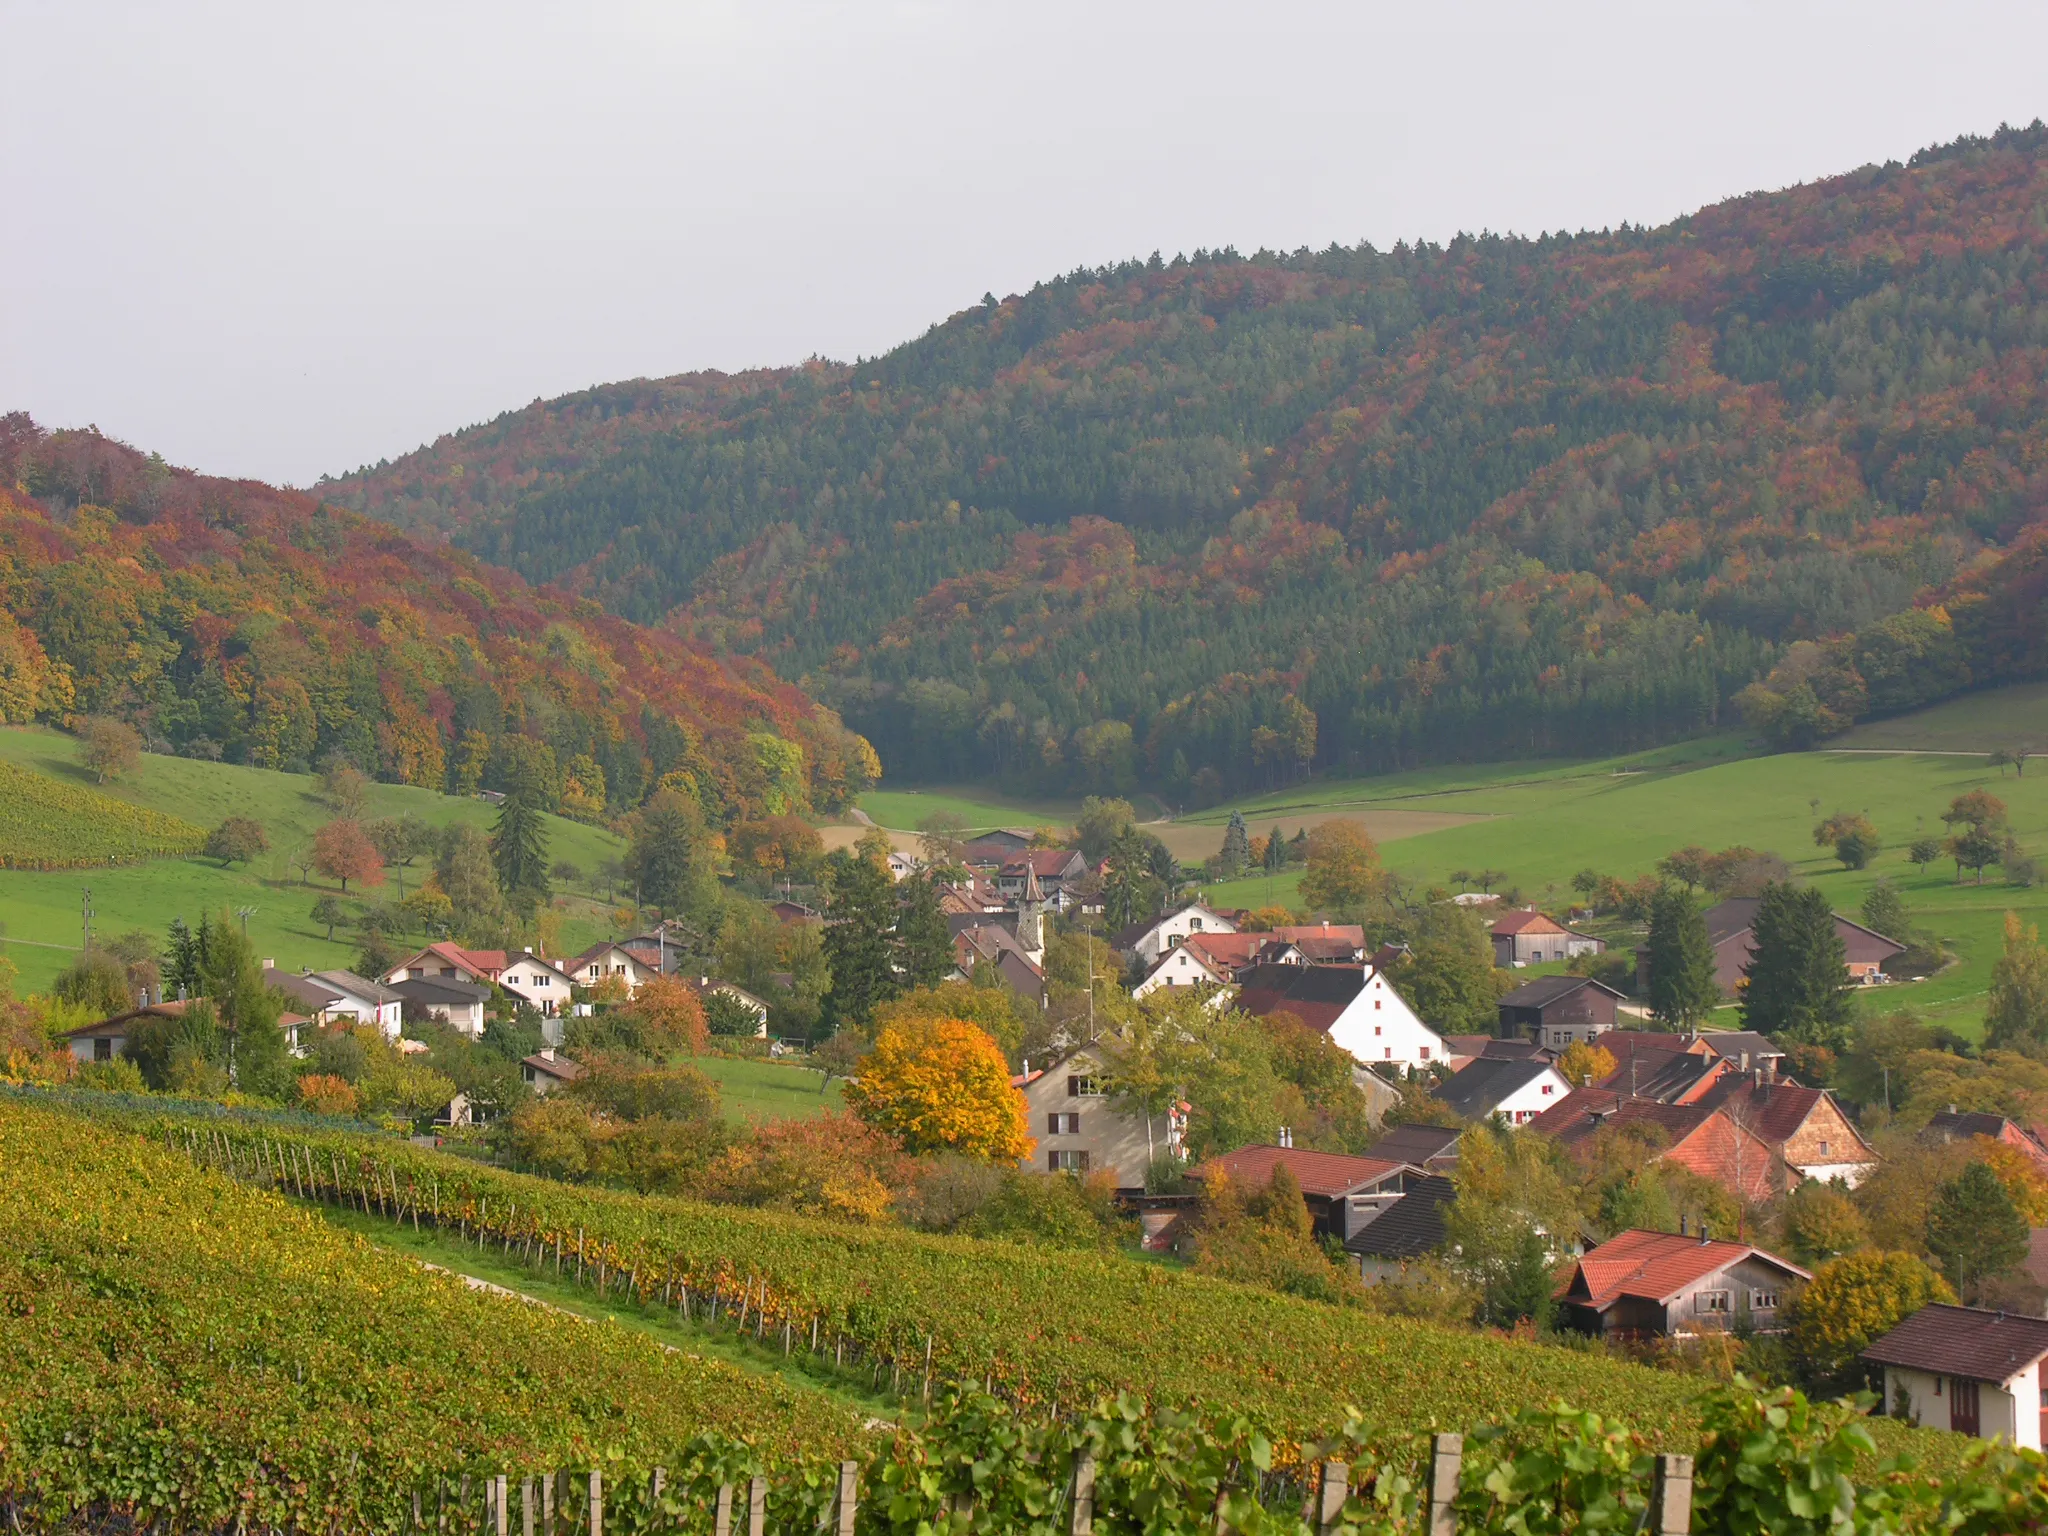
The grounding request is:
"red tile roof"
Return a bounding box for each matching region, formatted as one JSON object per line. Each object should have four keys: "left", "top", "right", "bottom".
{"left": 1540, "top": 1098, "right": 1783, "bottom": 1201}
{"left": 1558, "top": 1228, "right": 1809, "bottom": 1311}
{"left": 1201, "top": 1144, "right": 1410, "bottom": 1198}
{"left": 1267, "top": 923, "right": 1366, "bottom": 947}
{"left": 1490, "top": 909, "right": 1569, "bottom": 937}
{"left": 1000, "top": 850, "right": 1083, "bottom": 877}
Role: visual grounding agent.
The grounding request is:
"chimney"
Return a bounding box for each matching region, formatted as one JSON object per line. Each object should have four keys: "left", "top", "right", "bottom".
{"left": 1679, "top": 1214, "right": 1688, "bottom": 1236}
{"left": 264, "top": 957, "right": 275, "bottom": 970}
{"left": 540, "top": 1047, "right": 554, "bottom": 1061}
{"left": 1764, "top": 1056, "right": 1777, "bottom": 1084}
{"left": 1738, "top": 1051, "right": 1750, "bottom": 1072}
{"left": 1699, "top": 1225, "right": 1710, "bottom": 1245}
{"left": 1582, "top": 1073, "right": 1593, "bottom": 1088}
{"left": 524, "top": 945, "right": 533, "bottom": 955}
{"left": 700, "top": 975, "right": 709, "bottom": 987}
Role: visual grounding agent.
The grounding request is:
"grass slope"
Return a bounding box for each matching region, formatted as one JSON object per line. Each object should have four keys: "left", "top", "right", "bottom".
{"left": 0, "top": 759, "right": 205, "bottom": 868}
{"left": 1832, "top": 684, "right": 2048, "bottom": 752}
{"left": 694, "top": 1054, "right": 845, "bottom": 1123}
{"left": 0, "top": 727, "right": 629, "bottom": 992}
{"left": 854, "top": 787, "right": 1074, "bottom": 833}
{"left": 1196, "top": 728, "right": 2047, "bottom": 1037}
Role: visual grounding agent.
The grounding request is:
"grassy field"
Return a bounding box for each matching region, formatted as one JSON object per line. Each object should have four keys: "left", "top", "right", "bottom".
{"left": 0, "top": 727, "right": 630, "bottom": 993}
{"left": 853, "top": 787, "right": 1075, "bottom": 832}
{"left": 696, "top": 1053, "right": 844, "bottom": 1123}
{"left": 1196, "top": 738, "right": 2048, "bottom": 1038}
{"left": 1831, "top": 684, "right": 2048, "bottom": 752}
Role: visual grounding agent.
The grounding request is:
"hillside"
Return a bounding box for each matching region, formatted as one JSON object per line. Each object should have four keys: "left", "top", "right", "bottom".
{"left": 0, "top": 414, "right": 878, "bottom": 829}
{"left": 0, "top": 727, "right": 629, "bottom": 993}
{"left": 323, "top": 123, "right": 2048, "bottom": 800}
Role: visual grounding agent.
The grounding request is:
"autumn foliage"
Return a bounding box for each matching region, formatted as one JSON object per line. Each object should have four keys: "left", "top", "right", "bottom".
{"left": 621, "top": 975, "right": 710, "bottom": 1057}
{"left": 312, "top": 819, "right": 384, "bottom": 892}
{"left": 844, "top": 1016, "right": 1032, "bottom": 1162}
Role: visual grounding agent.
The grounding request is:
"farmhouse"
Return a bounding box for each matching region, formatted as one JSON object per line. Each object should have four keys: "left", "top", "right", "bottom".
{"left": 1555, "top": 1227, "right": 1808, "bottom": 1339}
{"left": 1231, "top": 962, "right": 1446, "bottom": 1070}
{"left": 1533, "top": 1095, "right": 1784, "bottom": 1202}
{"left": 1132, "top": 942, "right": 1230, "bottom": 997}
{"left": 995, "top": 849, "right": 1090, "bottom": 907}
{"left": 1922, "top": 1110, "right": 2048, "bottom": 1174}
{"left": 1700, "top": 1075, "right": 1878, "bottom": 1186}
{"left": 1864, "top": 1304, "right": 2048, "bottom": 1448}
{"left": 1489, "top": 909, "right": 1604, "bottom": 967}
{"left": 1496, "top": 975, "right": 1625, "bottom": 1048}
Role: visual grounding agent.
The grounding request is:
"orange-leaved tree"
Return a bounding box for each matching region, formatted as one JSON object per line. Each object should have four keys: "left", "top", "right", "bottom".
{"left": 623, "top": 974, "right": 709, "bottom": 1056}
{"left": 312, "top": 818, "right": 384, "bottom": 893}
{"left": 844, "top": 1016, "right": 1032, "bottom": 1162}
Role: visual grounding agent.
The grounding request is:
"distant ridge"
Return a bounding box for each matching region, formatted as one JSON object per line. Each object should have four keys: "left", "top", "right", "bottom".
{"left": 323, "top": 123, "right": 2048, "bottom": 798}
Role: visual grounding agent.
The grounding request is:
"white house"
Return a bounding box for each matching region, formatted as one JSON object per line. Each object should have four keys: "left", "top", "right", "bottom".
{"left": 1436, "top": 1057, "right": 1572, "bottom": 1125}
{"left": 1113, "top": 903, "right": 1239, "bottom": 968}
{"left": 390, "top": 975, "right": 490, "bottom": 1037}
{"left": 1865, "top": 1304, "right": 2048, "bottom": 1449}
{"left": 1231, "top": 962, "right": 1447, "bottom": 1071}
{"left": 265, "top": 967, "right": 404, "bottom": 1040}
{"left": 569, "top": 942, "right": 663, "bottom": 996}
{"left": 1132, "top": 943, "right": 1229, "bottom": 998}
{"left": 499, "top": 951, "right": 574, "bottom": 1017}
{"left": 689, "top": 976, "right": 771, "bottom": 1036}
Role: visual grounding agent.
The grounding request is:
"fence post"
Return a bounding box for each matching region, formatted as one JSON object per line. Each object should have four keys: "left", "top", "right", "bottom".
{"left": 835, "top": 1461, "right": 858, "bottom": 1536}
{"left": 589, "top": 1470, "right": 602, "bottom": 1536}
{"left": 651, "top": 1468, "right": 665, "bottom": 1506}
{"left": 747, "top": 1475, "right": 767, "bottom": 1536}
{"left": 1427, "top": 1433, "right": 1461, "bottom": 1536}
{"left": 522, "top": 1480, "right": 535, "bottom": 1536}
{"left": 1069, "top": 1454, "right": 1096, "bottom": 1536}
{"left": 496, "top": 1476, "right": 509, "bottom": 1536}
{"left": 1316, "top": 1461, "right": 1348, "bottom": 1536}
{"left": 713, "top": 1484, "right": 733, "bottom": 1536}
{"left": 1651, "top": 1454, "right": 1694, "bottom": 1535}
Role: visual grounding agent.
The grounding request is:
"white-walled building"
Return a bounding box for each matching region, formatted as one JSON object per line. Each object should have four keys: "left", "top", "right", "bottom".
{"left": 1113, "top": 903, "right": 1239, "bottom": 969}
{"left": 1865, "top": 1305, "right": 2048, "bottom": 1449}
{"left": 1231, "top": 963, "right": 1447, "bottom": 1070}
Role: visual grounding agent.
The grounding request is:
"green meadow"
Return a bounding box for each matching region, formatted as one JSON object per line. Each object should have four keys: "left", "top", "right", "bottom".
{"left": 854, "top": 787, "right": 1072, "bottom": 833}
{"left": 1198, "top": 739, "right": 2048, "bottom": 1039}
{"left": 693, "top": 1053, "right": 845, "bottom": 1123}
{"left": 0, "top": 727, "right": 628, "bottom": 994}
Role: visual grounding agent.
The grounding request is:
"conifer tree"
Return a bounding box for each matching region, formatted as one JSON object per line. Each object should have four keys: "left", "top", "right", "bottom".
{"left": 1217, "top": 812, "right": 1250, "bottom": 879}
{"left": 1646, "top": 886, "right": 1720, "bottom": 1028}
{"left": 823, "top": 846, "right": 900, "bottom": 1030}
{"left": 1741, "top": 883, "right": 1852, "bottom": 1048}
{"left": 896, "top": 872, "right": 955, "bottom": 990}
{"left": 1926, "top": 1161, "right": 2029, "bottom": 1303}
{"left": 489, "top": 791, "right": 550, "bottom": 907}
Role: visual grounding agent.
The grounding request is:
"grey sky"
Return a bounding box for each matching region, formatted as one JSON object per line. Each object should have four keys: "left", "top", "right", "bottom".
{"left": 6, "top": 1, "right": 2046, "bottom": 487}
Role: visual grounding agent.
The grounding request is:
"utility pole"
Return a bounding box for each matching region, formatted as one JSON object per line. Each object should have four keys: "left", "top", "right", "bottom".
{"left": 80, "top": 887, "right": 93, "bottom": 954}
{"left": 236, "top": 905, "right": 257, "bottom": 939}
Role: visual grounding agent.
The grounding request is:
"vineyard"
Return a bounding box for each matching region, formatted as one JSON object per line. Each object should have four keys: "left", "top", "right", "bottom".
{"left": 13, "top": 1093, "right": 2048, "bottom": 1534}
{"left": 49, "top": 1092, "right": 1964, "bottom": 1461}
{"left": 0, "top": 1100, "right": 866, "bottom": 1532}
{"left": 0, "top": 758, "right": 206, "bottom": 869}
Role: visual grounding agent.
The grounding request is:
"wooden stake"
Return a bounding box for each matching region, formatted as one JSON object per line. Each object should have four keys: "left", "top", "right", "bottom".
{"left": 1427, "top": 1434, "right": 1461, "bottom": 1536}
{"left": 1315, "top": 1461, "right": 1348, "bottom": 1536}
{"left": 587, "top": 1469, "right": 601, "bottom": 1536}
{"left": 713, "top": 1486, "right": 732, "bottom": 1536}
{"left": 1069, "top": 1454, "right": 1095, "bottom": 1536}
{"left": 746, "top": 1476, "right": 765, "bottom": 1536}
{"left": 834, "top": 1461, "right": 858, "bottom": 1536}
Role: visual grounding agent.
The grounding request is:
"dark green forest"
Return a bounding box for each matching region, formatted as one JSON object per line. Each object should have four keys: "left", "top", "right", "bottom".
{"left": 325, "top": 123, "right": 2048, "bottom": 800}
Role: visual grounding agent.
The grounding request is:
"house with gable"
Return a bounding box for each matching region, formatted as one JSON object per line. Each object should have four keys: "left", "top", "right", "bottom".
{"left": 1555, "top": 1227, "right": 1808, "bottom": 1338}
{"left": 1637, "top": 897, "right": 1906, "bottom": 996}
{"left": 1532, "top": 1095, "right": 1785, "bottom": 1202}
{"left": 1700, "top": 1073, "right": 1879, "bottom": 1186}
{"left": 1113, "top": 903, "right": 1239, "bottom": 968}
{"left": 263, "top": 967, "right": 404, "bottom": 1039}
{"left": 1497, "top": 975, "right": 1625, "bottom": 1048}
{"left": 1013, "top": 1043, "right": 1173, "bottom": 1190}
{"left": 1192, "top": 1144, "right": 1420, "bottom": 1244}
{"left": 1490, "top": 909, "right": 1605, "bottom": 967}
{"left": 1231, "top": 962, "right": 1446, "bottom": 1070}
{"left": 1864, "top": 1304, "right": 2048, "bottom": 1448}
{"left": 1435, "top": 1056, "right": 1571, "bottom": 1125}
{"left": 1132, "top": 941, "right": 1230, "bottom": 998}
{"left": 1922, "top": 1110, "right": 2048, "bottom": 1174}
{"left": 384, "top": 941, "right": 508, "bottom": 989}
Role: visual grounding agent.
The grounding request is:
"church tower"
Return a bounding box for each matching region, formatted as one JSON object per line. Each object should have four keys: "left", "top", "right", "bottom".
{"left": 1017, "top": 860, "right": 1045, "bottom": 963}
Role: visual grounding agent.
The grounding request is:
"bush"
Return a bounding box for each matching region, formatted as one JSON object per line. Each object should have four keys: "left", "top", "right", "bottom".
{"left": 296, "top": 1073, "right": 361, "bottom": 1117}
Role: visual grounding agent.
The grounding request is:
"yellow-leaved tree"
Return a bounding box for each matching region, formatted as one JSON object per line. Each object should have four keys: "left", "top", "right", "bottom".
{"left": 1555, "top": 1040, "right": 1618, "bottom": 1089}
{"left": 1788, "top": 1250, "right": 1953, "bottom": 1391}
{"left": 844, "top": 1016, "right": 1032, "bottom": 1162}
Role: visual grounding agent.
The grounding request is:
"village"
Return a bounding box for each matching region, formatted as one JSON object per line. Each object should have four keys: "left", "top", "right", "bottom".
{"left": 49, "top": 805, "right": 2048, "bottom": 1454}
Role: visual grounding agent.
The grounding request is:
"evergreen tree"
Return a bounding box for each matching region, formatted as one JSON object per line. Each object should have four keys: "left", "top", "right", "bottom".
{"left": 1860, "top": 880, "right": 1911, "bottom": 945}
{"left": 1646, "top": 886, "right": 1720, "bottom": 1027}
{"left": 198, "top": 910, "right": 292, "bottom": 1099}
{"left": 1926, "top": 1161, "right": 2029, "bottom": 1303}
{"left": 896, "top": 873, "right": 955, "bottom": 989}
{"left": 624, "top": 789, "right": 712, "bottom": 915}
{"left": 1264, "top": 824, "right": 1285, "bottom": 875}
{"left": 164, "top": 916, "right": 200, "bottom": 1001}
{"left": 436, "top": 822, "right": 506, "bottom": 938}
{"left": 1741, "top": 883, "right": 1853, "bottom": 1048}
{"left": 822, "top": 847, "right": 900, "bottom": 1030}
{"left": 1103, "top": 829, "right": 1164, "bottom": 929}
{"left": 1217, "top": 812, "right": 1250, "bottom": 879}
{"left": 489, "top": 791, "right": 551, "bottom": 906}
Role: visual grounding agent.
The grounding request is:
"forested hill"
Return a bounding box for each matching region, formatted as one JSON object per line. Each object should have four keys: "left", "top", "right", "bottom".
{"left": 0, "top": 416, "right": 878, "bottom": 825}
{"left": 323, "top": 123, "right": 2048, "bottom": 800}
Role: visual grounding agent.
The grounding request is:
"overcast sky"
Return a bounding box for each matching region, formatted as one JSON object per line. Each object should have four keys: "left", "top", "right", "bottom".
{"left": 6, "top": 1, "right": 2047, "bottom": 487}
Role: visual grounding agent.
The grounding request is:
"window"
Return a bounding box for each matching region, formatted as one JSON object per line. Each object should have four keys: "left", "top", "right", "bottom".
{"left": 1934, "top": 1376, "right": 1944, "bottom": 1397}
{"left": 1047, "top": 1150, "right": 1090, "bottom": 1172}
{"left": 1068, "top": 1074, "right": 1101, "bottom": 1098}
{"left": 1420, "top": 1046, "right": 1431, "bottom": 1061}
{"left": 94, "top": 1037, "right": 113, "bottom": 1062}
{"left": 1374, "top": 999, "right": 1382, "bottom": 1010}
{"left": 1540, "top": 1083, "right": 1553, "bottom": 1095}
{"left": 1190, "top": 917, "right": 1203, "bottom": 932}
{"left": 1046, "top": 1112, "right": 1080, "bottom": 1135}
{"left": 1374, "top": 1025, "right": 1382, "bottom": 1036}
{"left": 1750, "top": 1289, "right": 1780, "bottom": 1311}
{"left": 1818, "top": 1139, "right": 1831, "bottom": 1158}
{"left": 1695, "top": 1289, "right": 1731, "bottom": 1314}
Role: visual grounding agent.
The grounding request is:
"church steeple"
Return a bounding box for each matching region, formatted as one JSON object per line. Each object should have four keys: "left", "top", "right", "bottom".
{"left": 1017, "top": 860, "right": 1044, "bottom": 956}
